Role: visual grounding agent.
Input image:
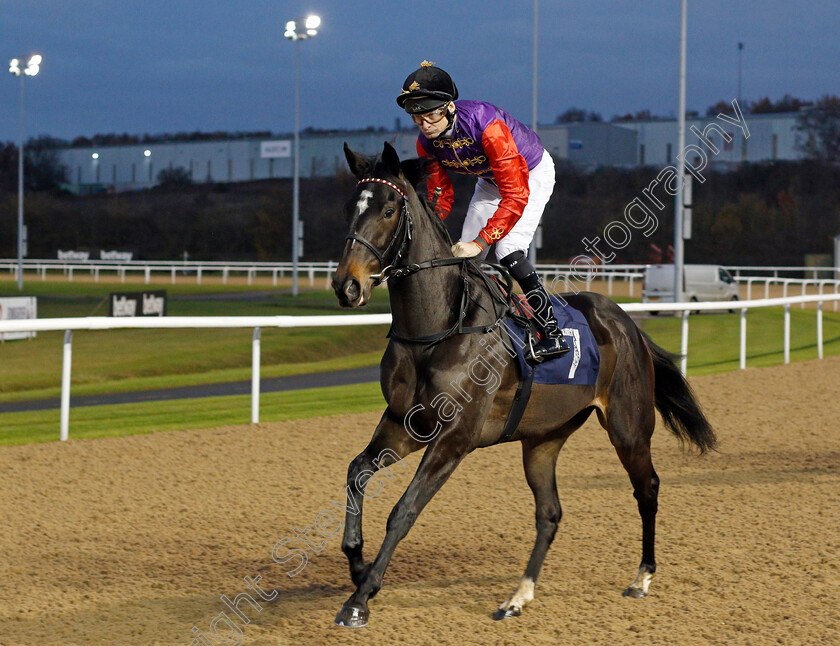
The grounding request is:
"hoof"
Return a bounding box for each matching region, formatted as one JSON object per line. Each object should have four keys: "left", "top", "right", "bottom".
{"left": 492, "top": 605, "right": 522, "bottom": 621}
{"left": 335, "top": 603, "right": 369, "bottom": 628}
{"left": 623, "top": 587, "right": 647, "bottom": 598}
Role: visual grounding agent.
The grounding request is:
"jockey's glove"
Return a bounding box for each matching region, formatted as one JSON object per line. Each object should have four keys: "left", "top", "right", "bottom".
{"left": 451, "top": 241, "right": 483, "bottom": 258}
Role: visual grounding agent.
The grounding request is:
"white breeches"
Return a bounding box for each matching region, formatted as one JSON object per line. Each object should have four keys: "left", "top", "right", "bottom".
{"left": 459, "top": 149, "right": 555, "bottom": 260}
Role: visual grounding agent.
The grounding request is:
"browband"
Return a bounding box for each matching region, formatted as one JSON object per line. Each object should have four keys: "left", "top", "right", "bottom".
{"left": 357, "top": 177, "right": 407, "bottom": 200}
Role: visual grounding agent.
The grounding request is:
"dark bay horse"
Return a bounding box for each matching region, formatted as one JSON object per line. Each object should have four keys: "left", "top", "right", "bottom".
{"left": 330, "top": 142, "right": 716, "bottom": 628}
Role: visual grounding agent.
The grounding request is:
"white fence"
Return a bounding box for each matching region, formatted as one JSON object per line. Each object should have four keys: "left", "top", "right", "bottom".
{"left": 735, "top": 276, "right": 840, "bottom": 309}
{"left": 3, "top": 259, "right": 838, "bottom": 297}
{"left": 1, "top": 294, "right": 838, "bottom": 442}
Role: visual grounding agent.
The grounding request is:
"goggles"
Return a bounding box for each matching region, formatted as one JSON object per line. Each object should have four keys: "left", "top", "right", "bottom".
{"left": 410, "top": 103, "right": 450, "bottom": 126}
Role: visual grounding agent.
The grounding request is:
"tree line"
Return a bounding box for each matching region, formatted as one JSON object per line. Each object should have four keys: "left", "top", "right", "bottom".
{"left": 558, "top": 94, "right": 833, "bottom": 124}
{"left": 0, "top": 95, "right": 837, "bottom": 266}
{"left": 0, "top": 160, "right": 838, "bottom": 268}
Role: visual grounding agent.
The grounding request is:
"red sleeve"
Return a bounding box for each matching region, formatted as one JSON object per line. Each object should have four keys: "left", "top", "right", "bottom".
{"left": 416, "top": 139, "right": 454, "bottom": 219}
{"left": 474, "top": 120, "right": 530, "bottom": 247}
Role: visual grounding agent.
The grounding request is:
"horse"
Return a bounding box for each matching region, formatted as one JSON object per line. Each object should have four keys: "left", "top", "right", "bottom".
{"left": 329, "top": 141, "right": 716, "bottom": 628}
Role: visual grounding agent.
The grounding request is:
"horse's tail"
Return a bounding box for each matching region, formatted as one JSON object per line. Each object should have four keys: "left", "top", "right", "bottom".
{"left": 641, "top": 331, "right": 717, "bottom": 453}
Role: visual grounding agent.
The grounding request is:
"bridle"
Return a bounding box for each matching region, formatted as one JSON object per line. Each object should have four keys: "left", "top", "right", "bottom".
{"left": 344, "top": 176, "right": 519, "bottom": 345}
{"left": 345, "top": 177, "right": 413, "bottom": 282}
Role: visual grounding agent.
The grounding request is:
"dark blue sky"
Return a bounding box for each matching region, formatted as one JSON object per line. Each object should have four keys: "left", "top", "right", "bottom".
{"left": 1, "top": 1, "right": 837, "bottom": 143}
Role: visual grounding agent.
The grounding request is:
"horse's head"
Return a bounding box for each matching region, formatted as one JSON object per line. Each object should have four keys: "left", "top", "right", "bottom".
{"left": 332, "top": 142, "right": 423, "bottom": 307}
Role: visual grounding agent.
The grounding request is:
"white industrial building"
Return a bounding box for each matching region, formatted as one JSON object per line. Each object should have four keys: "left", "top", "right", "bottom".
{"left": 55, "top": 112, "right": 803, "bottom": 193}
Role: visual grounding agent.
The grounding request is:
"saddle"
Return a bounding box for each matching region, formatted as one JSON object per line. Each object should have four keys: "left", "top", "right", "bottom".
{"left": 495, "top": 287, "right": 601, "bottom": 444}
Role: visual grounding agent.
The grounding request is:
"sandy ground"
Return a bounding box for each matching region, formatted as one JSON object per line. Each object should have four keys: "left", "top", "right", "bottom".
{"left": 1, "top": 357, "right": 839, "bottom": 646}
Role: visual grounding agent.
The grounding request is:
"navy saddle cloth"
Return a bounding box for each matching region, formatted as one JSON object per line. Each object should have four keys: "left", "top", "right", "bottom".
{"left": 502, "top": 297, "right": 600, "bottom": 386}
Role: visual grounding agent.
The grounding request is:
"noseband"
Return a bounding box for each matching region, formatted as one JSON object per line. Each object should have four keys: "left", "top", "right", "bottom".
{"left": 345, "top": 178, "right": 413, "bottom": 281}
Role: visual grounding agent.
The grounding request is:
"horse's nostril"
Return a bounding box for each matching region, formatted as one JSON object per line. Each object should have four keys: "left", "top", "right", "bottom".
{"left": 343, "top": 279, "right": 361, "bottom": 302}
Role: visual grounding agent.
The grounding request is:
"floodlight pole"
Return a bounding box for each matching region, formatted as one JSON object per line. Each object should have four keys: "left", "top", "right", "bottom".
{"left": 673, "top": 0, "right": 687, "bottom": 303}
{"left": 16, "top": 70, "right": 24, "bottom": 291}
{"left": 285, "top": 16, "right": 319, "bottom": 296}
{"left": 292, "top": 38, "right": 301, "bottom": 296}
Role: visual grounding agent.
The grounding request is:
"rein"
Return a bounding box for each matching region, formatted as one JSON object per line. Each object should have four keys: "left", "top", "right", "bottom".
{"left": 347, "top": 177, "right": 517, "bottom": 346}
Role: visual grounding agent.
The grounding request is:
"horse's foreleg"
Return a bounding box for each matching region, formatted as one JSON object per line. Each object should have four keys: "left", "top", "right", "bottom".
{"left": 335, "top": 439, "right": 470, "bottom": 628}
{"left": 495, "top": 437, "right": 564, "bottom": 620}
{"left": 342, "top": 411, "right": 422, "bottom": 587}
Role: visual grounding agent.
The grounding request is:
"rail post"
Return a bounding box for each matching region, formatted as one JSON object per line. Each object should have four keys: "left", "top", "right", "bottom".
{"left": 60, "top": 330, "right": 73, "bottom": 441}
{"left": 251, "top": 327, "right": 261, "bottom": 424}
{"left": 784, "top": 304, "right": 791, "bottom": 364}
{"left": 817, "top": 302, "right": 824, "bottom": 360}
{"left": 325, "top": 261, "right": 334, "bottom": 289}
{"left": 740, "top": 308, "right": 747, "bottom": 370}
{"left": 680, "top": 310, "right": 689, "bottom": 376}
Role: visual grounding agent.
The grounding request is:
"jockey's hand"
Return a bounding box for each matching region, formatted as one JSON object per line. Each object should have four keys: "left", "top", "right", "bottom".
{"left": 451, "top": 241, "right": 482, "bottom": 258}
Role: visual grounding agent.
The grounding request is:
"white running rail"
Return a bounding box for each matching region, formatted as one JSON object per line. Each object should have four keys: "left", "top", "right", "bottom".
{"left": 1, "top": 295, "right": 837, "bottom": 441}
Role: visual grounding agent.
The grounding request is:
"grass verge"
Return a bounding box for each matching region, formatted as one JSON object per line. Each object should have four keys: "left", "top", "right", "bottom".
{"left": 0, "top": 382, "right": 385, "bottom": 446}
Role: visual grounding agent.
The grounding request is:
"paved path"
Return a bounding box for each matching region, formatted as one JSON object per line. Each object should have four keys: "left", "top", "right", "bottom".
{"left": 0, "top": 365, "right": 381, "bottom": 413}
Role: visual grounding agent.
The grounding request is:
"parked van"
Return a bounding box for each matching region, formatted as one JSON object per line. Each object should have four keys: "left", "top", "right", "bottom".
{"left": 643, "top": 264, "right": 740, "bottom": 305}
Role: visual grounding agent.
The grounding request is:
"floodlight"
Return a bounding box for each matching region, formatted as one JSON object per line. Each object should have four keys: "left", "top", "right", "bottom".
{"left": 144, "top": 149, "right": 151, "bottom": 157}
{"left": 305, "top": 15, "right": 320, "bottom": 30}
{"left": 92, "top": 153, "right": 99, "bottom": 160}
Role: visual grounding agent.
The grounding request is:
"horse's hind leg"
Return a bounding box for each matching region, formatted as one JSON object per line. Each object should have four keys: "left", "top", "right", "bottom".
{"left": 494, "top": 436, "right": 565, "bottom": 620}
{"left": 602, "top": 402, "right": 660, "bottom": 598}
{"left": 341, "top": 410, "right": 423, "bottom": 587}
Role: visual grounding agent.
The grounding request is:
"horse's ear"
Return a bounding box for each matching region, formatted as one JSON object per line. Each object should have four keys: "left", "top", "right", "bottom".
{"left": 381, "top": 141, "right": 403, "bottom": 179}
{"left": 401, "top": 157, "right": 428, "bottom": 188}
{"left": 344, "top": 142, "right": 371, "bottom": 179}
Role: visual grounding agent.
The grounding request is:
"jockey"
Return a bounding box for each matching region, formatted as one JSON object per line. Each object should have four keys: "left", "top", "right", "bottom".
{"left": 397, "top": 61, "right": 570, "bottom": 362}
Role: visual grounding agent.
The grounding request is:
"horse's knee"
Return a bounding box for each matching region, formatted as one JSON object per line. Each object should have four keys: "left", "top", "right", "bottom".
{"left": 347, "top": 452, "right": 373, "bottom": 486}
{"left": 342, "top": 535, "right": 363, "bottom": 554}
{"left": 386, "top": 505, "right": 417, "bottom": 539}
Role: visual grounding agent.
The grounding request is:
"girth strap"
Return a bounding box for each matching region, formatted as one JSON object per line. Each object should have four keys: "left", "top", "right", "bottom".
{"left": 498, "top": 371, "right": 534, "bottom": 444}
{"left": 495, "top": 326, "right": 535, "bottom": 444}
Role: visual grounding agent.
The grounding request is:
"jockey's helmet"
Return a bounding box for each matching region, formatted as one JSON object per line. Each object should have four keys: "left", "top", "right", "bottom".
{"left": 397, "top": 61, "right": 459, "bottom": 114}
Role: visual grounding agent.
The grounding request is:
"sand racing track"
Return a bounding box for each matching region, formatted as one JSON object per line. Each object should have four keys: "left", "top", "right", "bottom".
{"left": 1, "top": 356, "right": 838, "bottom": 645}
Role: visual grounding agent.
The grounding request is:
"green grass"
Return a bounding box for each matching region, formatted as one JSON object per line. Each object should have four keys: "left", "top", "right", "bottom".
{"left": 3, "top": 277, "right": 840, "bottom": 447}
{"left": 639, "top": 306, "right": 840, "bottom": 375}
{"left": 0, "top": 281, "right": 391, "bottom": 399}
{"left": 0, "top": 382, "right": 385, "bottom": 445}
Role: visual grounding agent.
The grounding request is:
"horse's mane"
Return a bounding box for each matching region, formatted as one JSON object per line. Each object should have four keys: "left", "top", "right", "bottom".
{"left": 366, "top": 152, "right": 507, "bottom": 313}
{"left": 372, "top": 154, "right": 453, "bottom": 246}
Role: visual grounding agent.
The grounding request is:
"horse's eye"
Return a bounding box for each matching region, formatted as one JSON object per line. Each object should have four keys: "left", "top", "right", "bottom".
{"left": 384, "top": 208, "right": 395, "bottom": 219}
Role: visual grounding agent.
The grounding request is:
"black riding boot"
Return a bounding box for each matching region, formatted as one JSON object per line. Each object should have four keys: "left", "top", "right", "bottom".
{"left": 500, "top": 250, "right": 571, "bottom": 363}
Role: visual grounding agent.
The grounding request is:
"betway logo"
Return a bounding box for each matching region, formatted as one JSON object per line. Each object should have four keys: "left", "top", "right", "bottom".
{"left": 57, "top": 250, "right": 90, "bottom": 261}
